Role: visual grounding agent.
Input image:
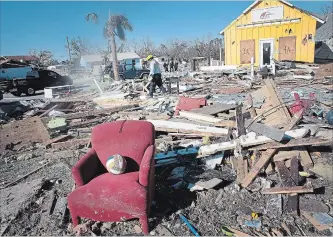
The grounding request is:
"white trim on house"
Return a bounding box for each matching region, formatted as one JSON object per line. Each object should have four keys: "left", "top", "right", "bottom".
{"left": 237, "top": 18, "right": 301, "bottom": 29}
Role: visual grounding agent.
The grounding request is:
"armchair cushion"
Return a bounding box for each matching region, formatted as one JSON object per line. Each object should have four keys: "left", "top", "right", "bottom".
{"left": 67, "top": 172, "right": 147, "bottom": 219}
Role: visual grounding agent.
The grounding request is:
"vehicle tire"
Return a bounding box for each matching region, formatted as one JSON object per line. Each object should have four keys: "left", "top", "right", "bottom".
{"left": 142, "top": 74, "right": 149, "bottom": 80}
{"left": 26, "top": 87, "right": 35, "bottom": 96}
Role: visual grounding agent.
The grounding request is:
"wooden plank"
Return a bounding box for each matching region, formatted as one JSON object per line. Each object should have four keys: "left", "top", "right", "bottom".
{"left": 44, "top": 134, "right": 72, "bottom": 148}
{"left": 235, "top": 105, "right": 246, "bottom": 136}
{"left": 240, "top": 39, "right": 255, "bottom": 64}
{"left": 249, "top": 137, "right": 331, "bottom": 151}
{"left": 264, "top": 79, "right": 291, "bottom": 125}
{"left": 148, "top": 120, "right": 229, "bottom": 135}
{"left": 286, "top": 157, "right": 299, "bottom": 214}
{"left": 199, "top": 128, "right": 309, "bottom": 157}
{"left": 245, "top": 120, "right": 285, "bottom": 142}
{"left": 241, "top": 149, "right": 276, "bottom": 188}
{"left": 275, "top": 161, "right": 295, "bottom": 186}
{"left": 179, "top": 111, "right": 222, "bottom": 123}
{"left": 262, "top": 184, "right": 313, "bottom": 194}
{"left": 236, "top": 157, "right": 245, "bottom": 184}
{"left": 285, "top": 109, "right": 304, "bottom": 130}
{"left": 279, "top": 36, "right": 296, "bottom": 61}
{"left": 214, "top": 120, "right": 236, "bottom": 128}
{"left": 191, "top": 103, "right": 237, "bottom": 115}
{"left": 39, "top": 105, "right": 58, "bottom": 118}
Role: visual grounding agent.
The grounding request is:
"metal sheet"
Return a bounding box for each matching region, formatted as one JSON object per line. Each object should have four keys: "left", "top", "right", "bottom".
{"left": 279, "top": 36, "right": 296, "bottom": 61}
{"left": 240, "top": 40, "right": 255, "bottom": 64}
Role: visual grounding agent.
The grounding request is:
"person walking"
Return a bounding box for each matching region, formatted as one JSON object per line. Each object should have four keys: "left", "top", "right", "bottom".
{"left": 163, "top": 60, "right": 169, "bottom": 72}
{"left": 169, "top": 58, "right": 174, "bottom": 72}
{"left": 146, "top": 55, "right": 166, "bottom": 98}
{"left": 174, "top": 59, "right": 179, "bottom": 71}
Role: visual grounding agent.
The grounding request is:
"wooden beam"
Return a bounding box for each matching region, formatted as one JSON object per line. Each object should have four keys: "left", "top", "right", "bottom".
{"left": 148, "top": 120, "right": 229, "bottom": 135}
{"left": 286, "top": 157, "right": 299, "bottom": 214}
{"left": 214, "top": 120, "right": 236, "bottom": 128}
{"left": 39, "top": 105, "right": 58, "bottom": 118}
{"left": 179, "top": 111, "right": 222, "bottom": 123}
{"left": 241, "top": 149, "right": 276, "bottom": 188}
{"left": 199, "top": 128, "right": 309, "bottom": 156}
{"left": 249, "top": 137, "right": 331, "bottom": 151}
{"left": 190, "top": 103, "right": 237, "bottom": 115}
{"left": 262, "top": 184, "right": 313, "bottom": 194}
{"left": 273, "top": 150, "right": 300, "bottom": 162}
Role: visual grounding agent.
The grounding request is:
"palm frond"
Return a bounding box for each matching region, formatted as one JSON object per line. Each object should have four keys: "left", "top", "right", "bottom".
{"left": 86, "top": 13, "right": 98, "bottom": 24}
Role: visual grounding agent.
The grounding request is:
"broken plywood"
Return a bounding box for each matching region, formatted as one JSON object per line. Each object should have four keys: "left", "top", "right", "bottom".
{"left": 0, "top": 116, "right": 49, "bottom": 153}
{"left": 190, "top": 103, "right": 237, "bottom": 115}
{"left": 240, "top": 39, "right": 255, "bottom": 64}
{"left": 279, "top": 36, "right": 296, "bottom": 61}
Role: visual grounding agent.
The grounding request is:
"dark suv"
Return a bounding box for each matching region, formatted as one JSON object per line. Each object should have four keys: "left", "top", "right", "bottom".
{"left": 105, "top": 64, "right": 150, "bottom": 80}
{"left": 11, "top": 69, "right": 73, "bottom": 96}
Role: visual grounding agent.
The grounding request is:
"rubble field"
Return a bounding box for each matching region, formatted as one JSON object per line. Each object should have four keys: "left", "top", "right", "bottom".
{"left": 0, "top": 63, "right": 333, "bottom": 236}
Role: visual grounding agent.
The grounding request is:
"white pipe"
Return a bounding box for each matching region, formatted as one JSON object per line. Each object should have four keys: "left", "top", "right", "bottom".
{"left": 93, "top": 78, "right": 104, "bottom": 95}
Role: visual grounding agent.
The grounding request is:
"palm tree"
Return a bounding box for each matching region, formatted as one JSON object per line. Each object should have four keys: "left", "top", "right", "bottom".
{"left": 103, "top": 14, "right": 133, "bottom": 80}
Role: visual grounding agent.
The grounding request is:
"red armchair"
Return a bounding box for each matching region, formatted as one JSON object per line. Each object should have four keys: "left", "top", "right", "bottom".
{"left": 67, "top": 120, "right": 155, "bottom": 234}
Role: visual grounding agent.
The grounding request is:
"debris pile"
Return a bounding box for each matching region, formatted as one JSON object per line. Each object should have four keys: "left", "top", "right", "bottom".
{"left": 0, "top": 63, "right": 332, "bottom": 236}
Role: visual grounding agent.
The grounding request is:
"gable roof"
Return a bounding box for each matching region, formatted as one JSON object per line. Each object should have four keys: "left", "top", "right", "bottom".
{"left": 316, "top": 13, "right": 333, "bottom": 41}
{"left": 219, "top": 0, "right": 325, "bottom": 35}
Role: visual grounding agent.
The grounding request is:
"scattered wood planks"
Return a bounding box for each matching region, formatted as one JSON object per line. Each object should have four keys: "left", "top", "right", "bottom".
{"left": 190, "top": 103, "right": 237, "bottom": 115}
{"left": 249, "top": 137, "right": 331, "bottom": 151}
{"left": 262, "top": 183, "right": 313, "bottom": 194}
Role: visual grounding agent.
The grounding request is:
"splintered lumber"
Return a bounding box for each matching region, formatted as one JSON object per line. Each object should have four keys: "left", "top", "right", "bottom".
{"left": 251, "top": 79, "right": 290, "bottom": 127}
{"left": 235, "top": 105, "right": 246, "bottom": 136}
{"left": 214, "top": 120, "right": 236, "bottom": 128}
{"left": 190, "top": 103, "right": 237, "bottom": 115}
{"left": 241, "top": 149, "right": 276, "bottom": 188}
{"left": 148, "top": 120, "right": 229, "bottom": 135}
{"left": 262, "top": 183, "right": 313, "bottom": 194}
{"left": 285, "top": 109, "right": 304, "bottom": 130}
{"left": 198, "top": 128, "right": 309, "bottom": 156}
{"left": 245, "top": 120, "right": 285, "bottom": 142}
{"left": 39, "top": 105, "right": 58, "bottom": 118}
{"left": 179, "top": 111, "right": 222, "bottom": 123}
{"left": 286, "top": 157, "right": 299, "bottom": 213}
{"left": 44, "top": 135, "right": 72, "bottom": 148}
{"left": 63, "top": 104, "right": 136, "bottom": 120}
{"left": 51, "top": 138, "right": 90, "bottom": 150}
{"left": 0, "top": 116, "right": 49, "bottom": 153}
{"left": 249, "top": 137, "right": 331, "bottom": 151}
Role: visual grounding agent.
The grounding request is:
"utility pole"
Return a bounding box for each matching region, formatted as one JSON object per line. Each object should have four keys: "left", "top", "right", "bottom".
{"left": 66, "top": 36, "right": 72, "bottom": 64}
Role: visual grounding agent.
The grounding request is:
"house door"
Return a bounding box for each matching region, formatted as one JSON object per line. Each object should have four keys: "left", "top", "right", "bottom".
{"left": 259, "top": 39, "right": 274, "bottom": 67}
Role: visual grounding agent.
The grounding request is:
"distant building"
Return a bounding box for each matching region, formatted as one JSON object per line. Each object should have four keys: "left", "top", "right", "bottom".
{"left": 219, "top": 0, "right": 325, "bottom": 67}
{"left": 80, "top": 52, "right": 140, "bottom": 68}
{"left": 2, "top": 55, "right": 38, "bottom": 64}
{"left": 315, "top": 13, "right": 333, "bottom": 63}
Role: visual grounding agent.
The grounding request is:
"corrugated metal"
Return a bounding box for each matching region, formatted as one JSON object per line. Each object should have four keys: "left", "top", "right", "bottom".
{"left": 223, "top": 0, "right": 318, "bottom": 66}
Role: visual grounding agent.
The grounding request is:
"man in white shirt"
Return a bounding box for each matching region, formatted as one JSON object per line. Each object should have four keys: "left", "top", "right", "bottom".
{"left": 146, "top": 55, "right": 166, "bottom": 98}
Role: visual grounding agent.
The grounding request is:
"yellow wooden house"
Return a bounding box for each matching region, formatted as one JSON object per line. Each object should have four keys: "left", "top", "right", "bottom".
{"left": 220, "top": 0, "right": 325, "bottom": 67}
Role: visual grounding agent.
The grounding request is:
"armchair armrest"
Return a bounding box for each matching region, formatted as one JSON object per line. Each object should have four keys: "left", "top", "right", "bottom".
{"left": 139, "top": 145, "right": 155, "bottom": 187}
{"left": 72, "top": 148, "right": 105, "bottom": 187}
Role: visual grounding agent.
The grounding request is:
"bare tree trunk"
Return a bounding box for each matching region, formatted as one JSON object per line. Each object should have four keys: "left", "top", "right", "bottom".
{"left": 110, "top": 33, "right": 120, "bottom": 81}
{"left": 66, "top": 36, "right": 72, "bottom": 64}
